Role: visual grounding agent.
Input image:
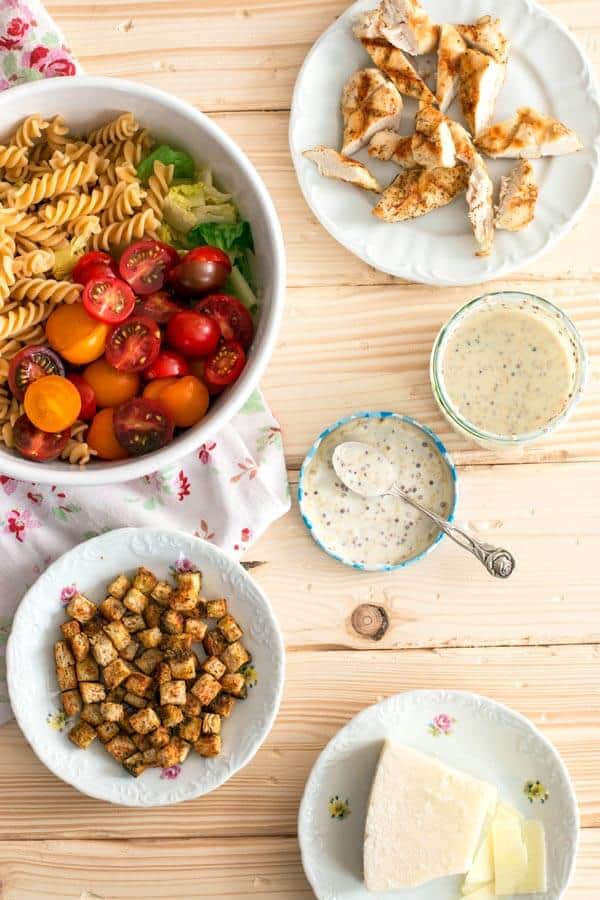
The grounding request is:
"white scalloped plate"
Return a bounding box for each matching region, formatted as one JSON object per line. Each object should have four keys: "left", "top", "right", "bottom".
{"left": 7, "top": 527, "right": 285, "bottom": 807}
{"left": 298, "top": 690, "right": 578, "bottom": 899}
{"left": 290, "top": 0, "right": 600, "bottom": 286}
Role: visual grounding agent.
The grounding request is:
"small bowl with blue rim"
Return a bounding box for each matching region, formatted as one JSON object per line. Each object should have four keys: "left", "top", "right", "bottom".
{"left": 297, "top": 411, "right": 458, "bottom": 573}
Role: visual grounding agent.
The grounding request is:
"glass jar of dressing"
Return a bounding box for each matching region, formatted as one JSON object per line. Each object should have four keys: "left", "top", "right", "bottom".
{"left": 430, "top": 292, "right": 587, "bottom": 450}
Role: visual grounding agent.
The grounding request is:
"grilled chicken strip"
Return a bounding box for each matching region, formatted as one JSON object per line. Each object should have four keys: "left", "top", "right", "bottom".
{"left": 412, "top": 105, "right": 457, "bottom": 167}
{"left": 495, "top": 160, "right": 539, "bottom": 231}
{"left": 369, "top": 130, "right": 421, "bottom": 167}
{"left": 353, "top": 9, "right": 383, "bottom": 41}
{"left": 449, "top": 120, "right": 495, "bottom": 256}
{"left": 476, "top": 107, "right": 584, "bottom": 159}
{"left": 361, "top": 37, "right": 437, "bottom": 105}
{"left": 304, "top": 146, "right": 383, "bottom": 193}
{"left": 341, "top": 68, "right": 404, "bottom": 156}
{"left": 457, "top": 16, "right": 510, "bottom": 64}
{"left": 459, "top": 49, "right": 505, "bottom": 137}
{"left": 436, "top": 24, "right": 467, "bottom": 112}
{"left": 373, "top": 165, "right": 469, "bottom": 222}
{"left": 379, "top": 0, "right": 440, "bottom": 54}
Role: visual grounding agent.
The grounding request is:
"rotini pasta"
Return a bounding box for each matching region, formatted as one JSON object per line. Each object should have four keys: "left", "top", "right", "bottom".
{"left": 68, "top": 215, "right": 101, "bottom": 240}
{"left": 88, "top": 113, "right": 139, "bottom": 146}
{"left": 0, "top": 145, "right": 29, "bottom": 172}
{"left": 4, "top": 213, "right": 67, "bottom": 248}
{"left": 10, "top": 277, "right": 83, "bottom": 306}
{"left": 13, "top": 249, "right": 55, "bottom": 278}
{"left": 40, "top": 184, "right": 123, "bottom": 226}
{"left": 100, "top": 182, "right": 145, "bottom": 226}
{"left": 144, "top": 161, "right": 174, "bottom": 223}
{"left": 91, "top": 208, "right": 159, "bottom": 250}
{"left": 8, "top": 157, "right": 99, "bottom": 210}
{"left": 0, "top": 247, "right": 15, "bottom": 305}
{"left": 0, "top": 300, "right": 51, "bottom": 340}
{"left": 46, "top": 115, "right": 70, "bottom": 150}
{"left": 60, "top": 421, "right": 97, "bottom": 465}
{"left": 9, "top": 114, "right": 49, "bottom": 149}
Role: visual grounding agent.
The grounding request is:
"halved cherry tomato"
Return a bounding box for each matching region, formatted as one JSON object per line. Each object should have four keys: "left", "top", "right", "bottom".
{"left": 46, "top": 303, "right": 109, "bottom": 366}
{"left": 73, "top": 251, "right": 118, "bottom": 285}
{"left": 195, "top": 294, "right": 254, "bottom": 349}
{"left": 166, "top": 310, "right": 220, "bottom": 358}
{"left": 24, "top": 375, "right": 81, "bottom": 433}
{"left": 145, "top": 350, "right": 190, "bottom": 380}
{"left": 87, "top": 408, "right": 129, "bottom": 460}
{"left": 79, "top": 261, "right": 119, "bottom": 284}
{"left": 119, "top": 240, "right": 177, "bottom": 295}
{"left": 155, "top": 241, "right": 180, "bottom": 270}
{"left": 113, "top": 398, "right": 174, "bottom": 456}
{"left": 83, "top": 276, "right": 136, "bottom": 324}
{"left": 67, "top": 374, "right": 97, "bottom": 420}
{"left": 203, "top": 340, "right": 246, "bottom": 392}
{"left": 105, "top": 316, "right": 161, "bottom": 373}
{"left": 169, "top": 245, "right": 232, "bottom": 297}
{"left": 8, "top": 345, "right": 65, "bottom": 401}
{"left": 151, "top": 375, "right": 210, "bottom": 428}
{"left": 13, "top": 414, "right": 70, "bottom": 462}
{"left": 135, "top": 291, "right": 181, "bottom": 324}
{"left": 143, "top": 377, "right": 177, "bottom": 400}
{"left": 83, "top": 359, "right": 140, "bottom": 408}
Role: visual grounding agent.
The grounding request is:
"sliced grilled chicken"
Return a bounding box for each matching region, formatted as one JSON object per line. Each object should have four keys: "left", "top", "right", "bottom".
{"left": 379, "top": 0, "right": 440, "bottom": 54}
{"left": 304, "top": 146, "right": 383, "bottom": 192}
{"left": 341, "top": 69, "right": 404, "bottom": 156}
{"left": 369, "top": 130, "right": 420, "bottom": 167}
{"left": 457, "top": 16, "right": 510, "bottom": 64}
{"left": 448, "top": 120, "right": 495, "bottom": 256}
{"left": 412, "top": 105, "right": 457, "bottom": 168}
{"left": 459, "top": 49, "right": 505, "bottom": 137}
{"left": 361, "top": 37, "right": 437, "bottom": 105}
{"left": 372, "top": 165, "right": 469, "bottom": 222}
{"left": 353, "top": 9, "right": 385, "bottom": 41}
{"left": 436, "top": 24, "right": 467, "bottom": 112}
{"left": 477, "top": 107, "right": 584, "bottom": 159}
{"left": 495, "top": 160, "right": 539, "bottom": 231}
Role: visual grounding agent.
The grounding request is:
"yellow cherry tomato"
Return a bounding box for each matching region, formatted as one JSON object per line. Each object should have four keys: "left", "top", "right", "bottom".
{"left": 154, "top": 375, "right": 210, "bottom": 428}
{"left": 83, "top": 359, "right": 140, "bottom": 408}
{"left": 87, "top": 408, "right": 128, "bottom": 461}
{"left": 46, "top": 302, "right": 109, "bottom": 365}
{"left": 24, "top": 375, "right": 81, "bottom": 433}
{"left": 142, "top": 377, "right": 178, "bottom": 401}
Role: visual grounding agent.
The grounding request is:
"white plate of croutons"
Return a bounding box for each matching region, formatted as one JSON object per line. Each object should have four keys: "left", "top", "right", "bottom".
{"left": 6, "top": 527, "right": 285, "bottom": 807}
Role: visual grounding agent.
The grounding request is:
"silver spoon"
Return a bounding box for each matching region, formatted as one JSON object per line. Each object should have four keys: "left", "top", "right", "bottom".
{"left": 332, "top": 441, "right": 515, "bottom": 579}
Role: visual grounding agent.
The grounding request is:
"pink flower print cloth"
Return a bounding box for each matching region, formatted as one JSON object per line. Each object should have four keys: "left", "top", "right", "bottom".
{"left": 0, "top": 1, "right": 290, "bottom": 725}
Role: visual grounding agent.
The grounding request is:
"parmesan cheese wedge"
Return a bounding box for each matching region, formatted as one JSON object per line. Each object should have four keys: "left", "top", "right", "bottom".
{"left": 492, "top": 810, "right": 528, "bottom": 895}
{"left": 516, "top": 820, "right": 547, "bottom": 894}
{"left": 464, "top": 831, "right": 494, "bottom": 889}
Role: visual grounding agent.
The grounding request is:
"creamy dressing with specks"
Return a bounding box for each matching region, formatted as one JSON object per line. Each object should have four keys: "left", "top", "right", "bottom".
{"left": 302, "top": 417, "right": 455, "bottom": 568}
{"left": 441, "top": 305, "right": 576, "bottom": 437}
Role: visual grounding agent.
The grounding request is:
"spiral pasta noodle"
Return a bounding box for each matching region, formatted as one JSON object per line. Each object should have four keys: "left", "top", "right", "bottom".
{"left": 68, "top": 215, "right": 101, "bottom": 240}
{"left": 60, "top": 421, "right": 97, "bottom": 466}
{"left": 88, "top": 113, "right": 139, "bottom": 146}
{"left": 5, "top": 213, "right": 67, "bottom": 248}
{"left": 46, "top": 115, "right": 70, "bottom": 150}
{"left": 13, "top": 249, "right": 55, "bottom": 278}
{"left": 100, "top": 182, "right": 144, "bottom": 225}
{"left": 14, "top": 235, "right": 39, "bottom": 255}
{"left": 10, "top": 114, "right": 49, "bottom": 150}
{"left": 0, "top": 300, "right": 51, "bottom": 340}
{"left": 10, "top": 277, "right": 83, "bottom": 306}
{"left": 8, "top": 157, "right": 99, "bottom": 210}
{"left": 0, "top": 145, "right": 29, "bottom": 172}
{"left": 0, "top": 389, "right": 23, "bottom": 448}
{"left": 0, "top": 250, "right": 15, "bottom": 305}
{"left": 40, "top": 184, "right": 124, "bottom": 226}
{"left": 91, "top": 208, "right": 158, "bottom": 250}
{"left": 144, "top": 161, "right": 174, "bottom": 222}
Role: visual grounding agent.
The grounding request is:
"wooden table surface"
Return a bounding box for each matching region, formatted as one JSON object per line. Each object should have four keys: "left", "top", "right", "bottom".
{"left": 1, "top": 1, "right": 599, "bottom": 898}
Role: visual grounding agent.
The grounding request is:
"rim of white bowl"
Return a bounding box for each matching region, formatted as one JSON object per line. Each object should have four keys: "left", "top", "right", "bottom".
{"left": 0, "top": 76, "right": 286, "bottom": 485}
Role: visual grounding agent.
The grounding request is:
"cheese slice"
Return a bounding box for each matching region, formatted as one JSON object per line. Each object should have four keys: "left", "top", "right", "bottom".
{"left": 464, "top": 831, "right": 494, "bottom": 888}
{"left": 462, "top": 886, "right": 496, "bottom": 900}
{"left": 363, "top": 742, "right": 498, "bottom": 891}
{"left": 516, "top": 820, "right": 547, "bottom": 894}
{"left": 492, "top": 812, "right": 528, "bottom": 895}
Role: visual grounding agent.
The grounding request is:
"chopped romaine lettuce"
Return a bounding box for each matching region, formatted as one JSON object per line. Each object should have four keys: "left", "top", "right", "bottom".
{"left": 52, "top": 235, "right": 89, "bottom": 279}
{"left": 163, "top": 184, "right": 237, "bottom": 235}
{"left": 226, "top": 266, "right": 258, "bottom": 313}
{"left": 137, "top": 144, "right": 195, "bottom": 184}
{"left": 187, "top": 220, "right": 254, "bottom": 255}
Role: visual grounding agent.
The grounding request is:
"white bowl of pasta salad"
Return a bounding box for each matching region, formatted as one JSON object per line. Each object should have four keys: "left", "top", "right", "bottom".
{"left": 0, "top": 76, "right": 285, "bottom": 484}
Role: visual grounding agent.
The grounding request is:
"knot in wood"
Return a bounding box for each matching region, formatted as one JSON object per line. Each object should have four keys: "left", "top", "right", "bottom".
{"left": 351, "top": 604, "right": 389, "bottom": 641}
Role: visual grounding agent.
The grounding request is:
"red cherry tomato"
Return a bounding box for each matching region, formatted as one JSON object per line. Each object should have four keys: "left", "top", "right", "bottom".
{"left": 134, "top": 291, "right": 182, "bottom": 324}
{"left": 169, "top": 245, "right": 232, "bottom": 298}
{"left": 82, "top": 276, "right": 136, "bottom": 324}
{"left": 155, "top": 241, "right": 180, "bottom": 270}
{"left": 13, "top": 414, "right": 70, "bottom": 462}
{"left": 166, "top": 310, "right": 220, "bottom": 359}
{"left": 145, "top": 350, "right": 190, "bottom": 380}
{"left": 105, "top": 316, "right": 161, "bottom": 373}
{"left": 203, "top": 340, "right": 246, "bottom": 392}
{"left": 79, "top": 262, "right": 118, "bottom": 284}
{"left": 113, "top": 398, "right": 175, "bottom": 456}
{"left": 119, "top": 240, "right": 178, "bottom": 295}
{"left": 67, "top": 374, "right": 97, "bottom": 420}
{"left": 194, "top": 294, "right": 254, "bottom": 349}
{"left": 8, "top": 345, "right": 65, "bottom": 401}
{"left": 73, "top": 251, "right": 118, "bottom": 285}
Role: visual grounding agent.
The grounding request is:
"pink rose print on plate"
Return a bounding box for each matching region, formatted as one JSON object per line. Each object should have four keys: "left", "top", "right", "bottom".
{"left": 0, "top": 475, "right": 17, "bottom": 495}
{"left": 60, "top": 584, "right": 78, "bottom": 606}
{"left": 0, "top": 16, "right": 31, "bottom": 51}
{"left": 428, "top": 713, "right": 456, "bottom": 737}
{"left": 3, "top": 508, "right": 41, "bottom": 543}
{"left": 170, "top": 554, "right": 200, "bottom": 577}
{"left": 160, "top": 765, "right": 181, "bottom": 780}
{"left": 26, "top": 45, "right": 76, "bottom": 78}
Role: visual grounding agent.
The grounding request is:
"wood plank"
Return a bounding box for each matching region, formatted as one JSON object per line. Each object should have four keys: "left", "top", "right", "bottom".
{"left": 0, "top": 645, "right": 597, "bottom": 839}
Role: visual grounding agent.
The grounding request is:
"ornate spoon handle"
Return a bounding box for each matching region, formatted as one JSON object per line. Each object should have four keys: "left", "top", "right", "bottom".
{"left": 389, "top": 484, "right": 515, "bottom": 579}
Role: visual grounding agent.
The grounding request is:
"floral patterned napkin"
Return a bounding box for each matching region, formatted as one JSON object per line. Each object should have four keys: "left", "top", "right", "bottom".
{"left": 0, "top": 0, "right": 290, "bottom": 725}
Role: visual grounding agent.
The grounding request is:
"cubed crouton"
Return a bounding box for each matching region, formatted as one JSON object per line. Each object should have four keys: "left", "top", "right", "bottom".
{"left": 123, "top": 752, "right": 148, "bottom": 777}
{"left": 107, "top": 574, "right": 131, "bottom": 599}
{"left": 119, "top": 640, "right": 139, "bottom": 662}
{"left": 68, "top": 720, "right": 97, "bottom": 749}
{"left": 220, "top": 641, "right": 250, "bottom": 674}
{"left": 80, "top": 703, "right": 104, "bottom": 726}
{"left": 100, "top": 701, "right": 124, "bottom": 723}
{"left": 159, "top": 680, "right": 186, "bottom": 706}
{"left": 103, "top": 658, "right": 132, "bottom": 689}
{"left": 133, "top": 732, "right": 152, "bottom": 751}
{"left": 106, "top": 685, "right": 126, "bottom": 703}
{"left": 220, "top": 673, "right": 247, "bottom": 698}
{"left": 125, "top": 673, "right": 153, "bottom": 697}
{"left": 132, "top": 566, "right": 158, "bottom": 595}
{"left": 155, "top": 662, "right": 172, "bottom": 685}
{"left": 80, "top": 681, "right": 106, "bottom": 704}
{"left": 105, "top": 733, "right": 136, "bottom": 761}
{"left": 122, "top": 613, "right": 146, "bottom": 633}
{"left": 138, "top": 627, "right": 162, "bottom": 649}
{"left": 169, "top": 589, "right": 198, "bottom": 614}
{"left": 169, "top": 655, "right": 196, "bottom": 680}
{"left": 144, "top": 602, "right": 162, "bottom": 628}
{"left": 97, "top": 721, "right": 120, "bottom": 743}
{"left": 136, "top": 648, "right": 163, "bottom": 674}
{"left": 202, "top": 712, "right": 221, "bottom": 735}
{"left": 190, "top": 674, "right": 221, "bottom": 706}
{"left": 103, "top": 620, "right": 130, "bottom": 651}
{"left": 129, "top": 707, "right": 160, "bottom": 734}
{"left": 194, "top": 734, "right": 221, "bottom": 757}
{"left": 172, "top": 736, "right": 191, "bottom": 763}
{"left": 184, "top": 618, "right": 207, "bottom": 641}
{"left": 176, "top": 571, "right": 201, "bottom": 594}
{"left": 163, "top": 634, "right": 193, "bottom": 658}
{"left": 150, "top": 580, "right": 173, "bottom": 606}
{"left": 123, "top": 588, "right": 147, "bottom": 614}
{"left": 123, "top": 692, "right": 146, "bottom": 709}
{"left": 56, "top": 664, "right": 77, "bottom": 692}
{"left": 183, "top": 694, "right": 203, "bottom": 717}
{"left": 160, "top": 704, "right": 183, "bottom": 728}
{"left": 61, "top": 689, "right": 82, "bottom": 717}
{"left": 218, "top": 614, "right": 243, "bottom": 644}
{"left": 82, "top": 619, "right": 103, "bottom": 638}
{"left": 202, "top": 656, "right": 226, "bottom": 680}
{"left": 98, "top": 595, "right": 126, "bottom": 622}
{"left": 156, "top": 741, "right": 180, "bottom": 768}
{"left": 89, "top": 633, "right": 118, "bottom": 667}
{"left": 149, "top": 725, "right": 170, "bottom": 749}
{"left": 76, "top": 657, "right": 99, "bottom": 682}
{"left": 178, "top": 716, "right": 202, "bottom": 743}
{"left": 120, "top": 715, "right": 135, "bottom": 734}
{"left": 54, "top": 640, "right": 74, "bottom": 668}
{"left": 142, "top": 747, "right": 159, "bottom": 766}
{"left": 66, "top": 593, "right": 97, "bottom": 623}
{"left": 206, "top": 598, "right": 227, "bottom": 619}
{"left": 209, "top": 693, "right": 236, "bottom": 718}
{"left": 60, "top": 620, "right": 80, "bottom": 640}
{"left": 161, "top": 609, "right": 184, "bottom": 634}
{"left": 70, "top": 632, "right": 90, "bottom": 661}
{"left": 203, "top": 629, "right": 227, "bottom": 658}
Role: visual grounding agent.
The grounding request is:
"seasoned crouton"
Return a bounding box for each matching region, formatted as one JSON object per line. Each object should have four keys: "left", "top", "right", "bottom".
{"left": 184, "top": 618, "right": 207, "bottom": 641}
{"left": 221, "top": 641, "right": 250, "bottom": 674}
{"left": 178, "top": 716, "right": 202, "bottom": 743}
{"left": 201, "top": 656, "right": 226, "bottom": 680}
{"left": 129, "top": 707, "right": 161, "bottom": 734}
{"left": 202, "top": 713, "right": 221, "bottom": 735}
{"left": 209, "top": 693, "right": 236, "bottom": 718}
{"left": 98, "top": 595, "right": 126, "bottom": 622}
{"left": 169, "top": 589, "right": 198, "bottom": 614}
{"left": 203, "top": 629, "right": 227, "bottom": 658}
{"left": 194, "top": 734, "right": 221, "bottom": 757}
{"left": 172, "top": 736, "right": 191, "bottom": 763}
{"left": 182, "top": 694, "right": 203, "bottom": 717}
{"left": 119, "top": 640, "right": 139, "bottom": 662}
{"left": 150, "top": 580, "right": 173, "bottom": 606}
{"left": 123, "top": 752, "right": 148, "bottom": 777}
{"left": 123, "top": 587, "right": 148, "bottom": 614}
{"left": 68, "top": 720, "right": 96, "bottom": 749}
{"left": 61, "top": 689, "right": 82, "bottom": 717}
{"left": 100, "top": 701, "right": 124, "bottom": 723}
{"left": 169, "top": 655, "right": 196, "bottom": 680}
{"left": 60, "top": 620, "right": 80, "bottom": 640}
{"left": 105, "top": 733, "right": 136, "bottom": 761}
{"left": 106, "top": 685, "right": 126, "bottom": 703}
{"left": 155, "top": 662, "right": 172, "bottom": 685}
{"left": 136, "top": 648, "right": 163, "bottom": 674}
{"left": 122, "top": 613, "right": 146, "bottom": 633}
{"left": 156, "top": 741, "right": 181, "bottom": 768}
{"left": 133, "top": 566, "right": 158, "bottom": 595}
{"left": 144, "top": 602, "right": 162, "bottom": 628}
{"left": 163, "top": 633, "right": 193, "bottom": 658}
{"left": 80, "top": 682, "right": 106, "bottom": 704}
{"left": 56, "top": 664, "right": 77, "bottom": 692}
{"left": 220, "top": 673, "right": 247, "bottom": 698}
{"left": 97, "top": 721, "right": 120, "bottom": 743}
{"left": 161, "top": 609, "right": 184, "bottom": 634}
{"left": 80, "top": 703, "right": 104, "bottom": 726}
{"left": 218, "top": 614, "right": 243, "bottom": 644}
{"left": 54, "top": 640, "right": 74, "bottom": 669}
{"left": 76, "top": 656, "right": 99, "bottom": 682}
{"left": 138, "top": 627, "right": 162, "bottom": 649}
{"left": 160, "top": 704, "right": 184, "bottom": 728}
{"left": 120, "top": 715, "right": 135, "bottom": 734}
{"left": 89, "top": 633, "right": 118, "bottom": 667}
{"left": 206, "top": 598, "right": 227, "bottom": 619}
{"left": 142, "top": 747, "right": 159, "bottom": 765}
{"left": 131, "top": 732, "right": 151, "bottom": 751}
{"left": 176, "top": 571, "right": 201, "bottom": 594}
{"left": 160, "top": 680, "right": 186, "bottom": 706}
{"left": 103, "top": 620, "right": 130, "bottom": 651}
{"left": 107, "top": 574, "right": 130, "bottom": 600}
{"left": 103, "top": 657, "right": 132, "bottom": 689}
{"left": 70, "top": 632, "right": 90, "bottom": 661}
{"left": 190, "top": 673, "right": 221, "bottom": 706}
{"left": 125, "top": 673, "right": 153, "bottom": 697}
{"left": 123, "top": 691, "right": 147, "bottom": 709}
{"left": 66, "top": 593, "right": 97, "bottom": 623}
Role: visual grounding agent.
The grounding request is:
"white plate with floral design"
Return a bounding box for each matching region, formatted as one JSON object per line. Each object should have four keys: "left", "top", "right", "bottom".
{"left": 7, "top": 527, "right": 285, "bottom": 807}
{"left": 298, "top": 690, "right": 578, "bottom": 899}
{"left": 289, "top": 0, "right": 600, "bottom": 286}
